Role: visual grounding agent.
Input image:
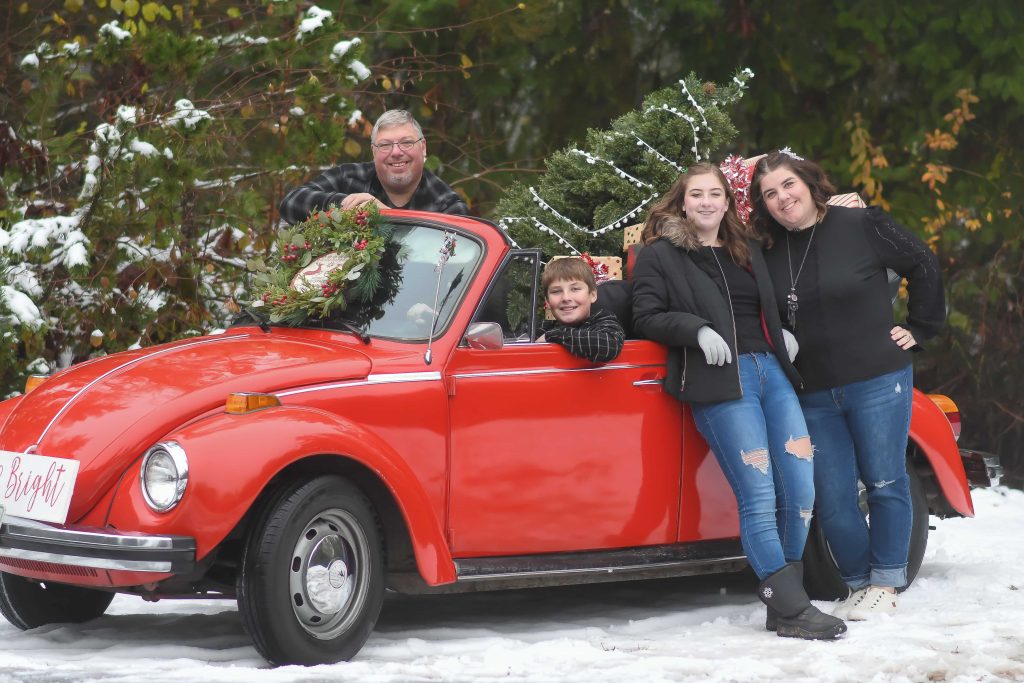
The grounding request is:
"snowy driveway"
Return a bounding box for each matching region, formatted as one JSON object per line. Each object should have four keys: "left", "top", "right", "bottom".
{"left": 1, "top": 488, "right": 1022, "bottom": 683}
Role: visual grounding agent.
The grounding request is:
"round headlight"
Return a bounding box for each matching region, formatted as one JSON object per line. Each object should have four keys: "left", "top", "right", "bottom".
{"left": 140, "top": 442, "right": 189, "bottom": 512}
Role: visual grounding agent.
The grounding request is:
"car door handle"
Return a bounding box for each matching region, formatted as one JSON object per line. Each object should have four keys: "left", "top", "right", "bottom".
{"left": 632, "top": 378, "right": 664, "bottom": 387}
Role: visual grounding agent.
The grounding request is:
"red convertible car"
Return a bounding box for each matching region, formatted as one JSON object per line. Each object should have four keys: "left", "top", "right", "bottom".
{"left": 0, "top": 210, "right": 1000, "bottom": 665}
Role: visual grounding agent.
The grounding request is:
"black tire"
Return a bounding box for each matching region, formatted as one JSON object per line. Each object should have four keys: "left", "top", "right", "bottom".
{"left": 803, "top": 457, "right": 929, "bottom": 600}
{"left": 237, "top": 475, "right": 384, "bottom": 666}
{"left": 0, "top": 572, "right": 114, "bottom": 629}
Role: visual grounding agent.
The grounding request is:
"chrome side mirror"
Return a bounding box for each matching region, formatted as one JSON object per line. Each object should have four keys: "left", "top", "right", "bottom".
{"left": 464, "top": 322, "right": 503, "bottom": 350}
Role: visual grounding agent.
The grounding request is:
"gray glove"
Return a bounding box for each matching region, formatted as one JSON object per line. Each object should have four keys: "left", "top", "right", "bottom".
{"left": 781, "top": 329, "right": 799, "bottom": 362}
{"left": 696, "top": 326, "right": 732, "bottom": 366}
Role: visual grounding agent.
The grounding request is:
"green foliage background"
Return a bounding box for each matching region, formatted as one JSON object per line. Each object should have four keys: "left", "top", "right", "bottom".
{"left": 1, "top": 0, "right": 1021, "bottom": 482}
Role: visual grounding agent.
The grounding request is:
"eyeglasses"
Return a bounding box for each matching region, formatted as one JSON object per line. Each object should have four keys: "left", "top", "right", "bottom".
{"left": 371, "top": 137, "right": 424, "bottom": 154}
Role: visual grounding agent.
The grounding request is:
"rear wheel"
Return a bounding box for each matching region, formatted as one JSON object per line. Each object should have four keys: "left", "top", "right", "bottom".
{"left": 803, "top": 457, "right": 929, "bottom": 600}
{"left": 0, "top": 572, "right": 114, "bottom": 629}
{"left": 237, "top": 475, "right": 384, "bottom": 666}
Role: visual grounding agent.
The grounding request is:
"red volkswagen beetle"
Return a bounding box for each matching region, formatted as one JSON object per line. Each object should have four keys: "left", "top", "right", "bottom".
{"left": 0, "top": 211, "right": 999, "bottom": 665}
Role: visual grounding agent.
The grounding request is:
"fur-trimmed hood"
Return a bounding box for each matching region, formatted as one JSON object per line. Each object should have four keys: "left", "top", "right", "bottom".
{"left": 655, "top": 215, "right": 704, "bottom": 252}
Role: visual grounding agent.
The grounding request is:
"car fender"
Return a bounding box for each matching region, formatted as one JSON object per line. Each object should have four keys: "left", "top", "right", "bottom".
{"left": 106, "top": 405, "right": 456, "bottom": 585}
{"left": 0, "top": 394, "right": 23, "bottom": 433}
{"left": 909, "top": 388, "right": 973, "bottom": 517}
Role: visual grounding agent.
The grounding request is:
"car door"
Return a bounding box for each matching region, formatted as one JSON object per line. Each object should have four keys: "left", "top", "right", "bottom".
{"left": 445, "top": 251, "right": 683, "bottom": 557}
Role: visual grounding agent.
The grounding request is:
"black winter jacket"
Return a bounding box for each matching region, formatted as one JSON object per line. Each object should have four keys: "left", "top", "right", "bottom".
{"left": 631, "top": 222, "right": 801, "bottom": 404}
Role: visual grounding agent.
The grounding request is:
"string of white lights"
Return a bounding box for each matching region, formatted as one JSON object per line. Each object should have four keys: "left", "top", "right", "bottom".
{"left": 528, "top": 187, "right": 659, "bottom": 236}
{"left": 631, "top": 132, "right": 685, "bottom": 173}
{"left": 678, "top": 79, "right": 708, "bottom": 130}
{"left": 567, "top": 149, "right": 652, "bottom": 189}
{"left": 643, "top": 103, "right": 706, "bottom": 161}
{"left": 530, "top": 217, "right": 582, "bottom": 254}
{"left": 495, "top": 217, "right": 523, "bottom": 248}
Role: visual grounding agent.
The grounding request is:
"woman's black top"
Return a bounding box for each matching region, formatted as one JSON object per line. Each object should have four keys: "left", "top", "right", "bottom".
{"left": 693, "top": 247, "right": 772, "bottom": 355}
{"left": 762, "top": 206, "right": 945, "bottom": 392}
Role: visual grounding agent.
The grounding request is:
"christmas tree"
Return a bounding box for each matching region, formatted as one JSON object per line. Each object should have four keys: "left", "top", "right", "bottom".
{"left": 495, "top": 69, "right": 754, "bottom": 257}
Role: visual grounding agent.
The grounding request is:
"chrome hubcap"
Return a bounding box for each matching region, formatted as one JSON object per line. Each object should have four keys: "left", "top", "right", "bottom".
{"left": 289, "top": 508, "right": 369, "bottom": 639}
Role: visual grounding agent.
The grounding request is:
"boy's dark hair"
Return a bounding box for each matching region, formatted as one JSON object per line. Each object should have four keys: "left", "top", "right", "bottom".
{"left": 542, "top": 257, "right": 597, "bottom": 293}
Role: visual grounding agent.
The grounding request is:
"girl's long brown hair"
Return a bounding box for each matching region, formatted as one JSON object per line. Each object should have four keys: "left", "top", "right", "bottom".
{"left": 641, "top": 163, "right": 753, "bottom": 267}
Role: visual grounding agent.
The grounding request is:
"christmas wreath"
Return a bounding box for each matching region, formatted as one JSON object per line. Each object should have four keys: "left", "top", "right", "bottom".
{"left": 248, "top": 204, "right": 394, "bottom": 325}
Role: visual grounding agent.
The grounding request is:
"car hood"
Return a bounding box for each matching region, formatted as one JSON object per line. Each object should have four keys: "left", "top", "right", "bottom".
{"left": 0, "top": 330, "right": 372, "bottom": 522}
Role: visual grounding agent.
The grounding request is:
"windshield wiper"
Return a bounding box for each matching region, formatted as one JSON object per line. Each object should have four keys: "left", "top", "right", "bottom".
{"left": 238, "top": 308, "right": 271, "bottom": 333}
{"left": 336, "top": 318, "right": 371, "bottom": 345}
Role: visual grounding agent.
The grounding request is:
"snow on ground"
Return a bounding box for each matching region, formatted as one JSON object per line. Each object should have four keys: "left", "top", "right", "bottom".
{"left": 1, "top": 487, "right": 1022, "bottom": 683}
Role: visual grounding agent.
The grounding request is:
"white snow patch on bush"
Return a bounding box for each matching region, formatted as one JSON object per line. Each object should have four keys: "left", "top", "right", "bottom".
{"left": 0, "top": 286, "right": 43, "bottom": 327}
{"left": 63, "top": 231, "right": 90, "bottom": 268}
{"left": 6, "top": 215, "right": 82, "bottom": 254}
{"left": 26, "top": 357, "right": 50, "bottom": 374}
{"left": 130, "top": 139, "right": 160, "bottom": 157}
{"left": 99, "top": 21, "right": 132, "bottom": 42}
{"left": 330, "top": 37, "right": 361, "bottom": 62}
{"left": 165, "top": 99, "right": 212, "bottom": 129}
{"left": 297, "top": 6, "right": 332, "bottom": 39}
{"left": 349, "top": 60, "right": 371, "bottom": 81}
{"left": 116, "top": 105, "right": 139, "bottom": 125}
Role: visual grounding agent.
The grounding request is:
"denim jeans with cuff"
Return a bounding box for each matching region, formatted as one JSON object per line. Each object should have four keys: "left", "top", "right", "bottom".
{"left": 798, "top": 364, "right": 914, "bottom": 590}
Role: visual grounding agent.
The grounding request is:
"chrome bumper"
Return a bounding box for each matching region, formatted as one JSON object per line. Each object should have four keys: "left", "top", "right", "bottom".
{"left": 960, "top": 449, "right": 1002, "bottom": 488}
{"left": 0, "top": 516, "right": 196, "bottom": 573}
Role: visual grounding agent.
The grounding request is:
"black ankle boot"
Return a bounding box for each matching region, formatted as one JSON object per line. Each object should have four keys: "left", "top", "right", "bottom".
{"left": 765, "top": 606, "right": 778, "bottom": 631}
{"left": 758, "top": 563, "right": 846, "bottom": 640}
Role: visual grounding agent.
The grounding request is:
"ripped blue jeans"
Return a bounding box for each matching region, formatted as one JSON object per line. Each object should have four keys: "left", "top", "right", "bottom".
{"left": 691, "top": 353, "right": 815, "bottom": 580}
{"left": 799, "top": 364, "right": 914, "bottom": 589}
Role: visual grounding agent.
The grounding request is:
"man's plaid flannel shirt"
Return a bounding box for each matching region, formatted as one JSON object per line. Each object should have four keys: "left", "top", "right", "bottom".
{"left": 279, "top": 161, "right": 469, "bottom": 224}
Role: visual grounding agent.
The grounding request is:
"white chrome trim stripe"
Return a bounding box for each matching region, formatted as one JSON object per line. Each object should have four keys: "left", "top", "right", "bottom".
{"left": 36, "top": 334, "right": 250, "bottom": 444}
{"left": 367, "top": 371, "right": 442, "bottom": 383}
{"left": 453, "top": 364, "right": 661, "bottom": 379}
{"left": 277, "top": 371, "right": 442, "bottom": 397}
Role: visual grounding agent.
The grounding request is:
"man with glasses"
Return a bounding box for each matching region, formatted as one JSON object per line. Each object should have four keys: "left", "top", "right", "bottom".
{"left": 279, "top": 109, "right": 469, "bottom": 223}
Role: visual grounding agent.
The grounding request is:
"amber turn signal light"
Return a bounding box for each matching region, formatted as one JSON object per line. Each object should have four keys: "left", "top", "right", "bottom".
{"left": 927, "top": 393, "right": 961, "bottom": 441}
{"left": 24, "top": 375, "right": 48, "bottom": 394}
{"left": 225, "top": 392, "right": 281, "bottom": 414}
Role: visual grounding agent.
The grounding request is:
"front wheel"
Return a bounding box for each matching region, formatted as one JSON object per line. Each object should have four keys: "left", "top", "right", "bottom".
{"left": 0, "top": 572, "right": 114, "bottom": 629}
{"left": 803, "top": 457, "right": 929, "bottom": 600}
{"left": 237, "top": 475, "right": 384, "bottom": 666}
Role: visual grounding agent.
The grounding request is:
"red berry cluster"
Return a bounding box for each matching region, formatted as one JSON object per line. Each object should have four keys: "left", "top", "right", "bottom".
{"left": 320, "top": 282, "right": 340, "bottom": 296}
{"left": 281, "top": 241, "right": 312, "bottom": 263}
{"left": 353, "top": 238, "right": 368, "bottom": 251}
{"left": 354, "top": 210, "right": 369, "bottom": 226}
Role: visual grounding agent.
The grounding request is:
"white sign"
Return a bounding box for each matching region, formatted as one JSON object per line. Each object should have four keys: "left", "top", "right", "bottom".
{"left": 291, "top": 252, "right": 349, "bottom": 293}
{"left": 0, "top": 450, "right": 79, "bottom": 524}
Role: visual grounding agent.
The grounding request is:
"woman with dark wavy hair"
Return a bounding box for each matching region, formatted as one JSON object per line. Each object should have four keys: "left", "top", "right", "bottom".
{"left": 750, "top": 150, "right": 945, "bottom": 621}
{"left": 633, "top": 163, "right": 846, "bottom": 640}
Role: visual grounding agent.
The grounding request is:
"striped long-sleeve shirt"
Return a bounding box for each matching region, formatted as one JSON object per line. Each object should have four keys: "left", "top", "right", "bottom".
{"left": 541, "top": 308, "right": 625, "bottom": 363}
{"left": 279, "top": 162, "right": 469, "bottom": 224}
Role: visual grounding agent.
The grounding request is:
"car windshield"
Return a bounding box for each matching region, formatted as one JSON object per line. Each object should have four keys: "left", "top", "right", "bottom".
{"left": 305, "top": 223, "right": 482, "bottom": 341}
